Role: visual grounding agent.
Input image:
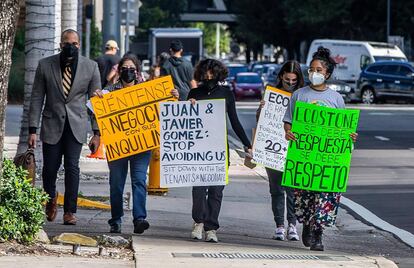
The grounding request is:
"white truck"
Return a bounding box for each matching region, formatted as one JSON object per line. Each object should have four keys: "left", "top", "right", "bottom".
{"left": 148, "top": 28, "right": 203, "bottom": 66}
{"left": 306, "top": 39, "right": 407, "bottom": 101}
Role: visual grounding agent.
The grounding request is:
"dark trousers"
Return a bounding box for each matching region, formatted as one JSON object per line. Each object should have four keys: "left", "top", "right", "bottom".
{"left": 192, "top": 185, "right": 225, "bottom": 231}
{"left": 266, "top": 168, "right": 296, "bottom": 227}
{"left": 42, "top": 120, "right": 83, "bottom": 213}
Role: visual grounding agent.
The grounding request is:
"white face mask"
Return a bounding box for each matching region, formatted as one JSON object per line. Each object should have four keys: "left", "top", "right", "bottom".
{"left": 309, "top": 72, "right": 326, "bottom": 86}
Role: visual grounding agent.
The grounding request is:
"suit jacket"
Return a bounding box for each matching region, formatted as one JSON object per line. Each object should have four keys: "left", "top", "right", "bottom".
{"left": 29, "top": 54, "right": 101, "bottom": 145}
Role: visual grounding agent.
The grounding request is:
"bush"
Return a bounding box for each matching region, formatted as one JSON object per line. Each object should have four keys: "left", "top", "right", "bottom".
{"left": 0, "top": 160, "right": 48, "bottom": 243}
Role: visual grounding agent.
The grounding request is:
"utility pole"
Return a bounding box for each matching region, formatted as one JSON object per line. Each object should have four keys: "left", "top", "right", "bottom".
{"left": 387, "top": 0, "right": 391, "bottom": 42}
{"left": 125, "top": 0, "right": 130, "bottom": 52}
{"left": 85, "top": 4, "right": 93, "bottom": 58}
{"left": 103, "top": 0, "right": 120, "bottom": 46}
{"left": 215, "top": 23, "right": 220, "bottom": 59}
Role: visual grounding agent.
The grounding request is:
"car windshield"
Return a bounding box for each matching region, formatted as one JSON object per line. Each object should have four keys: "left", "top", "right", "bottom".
{"left": 236, "top": 75, "right": 262, "bottom": 83}
{"left": 228, "top": 66, "right": 248, "bottom": 77}
{"left": 374, "top": 56, "right": 407, "bottom": 62}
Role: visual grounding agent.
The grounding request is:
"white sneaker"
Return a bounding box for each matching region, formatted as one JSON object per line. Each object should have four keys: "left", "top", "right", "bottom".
{"left": 205, "top": 230, "right": 218, "bottom": 243}
{"left": 191, "top": 222, "right": 204, "bottom": 240}
{"left": 273, "top": 227, "right": 285, "bottom": 241}
{"left": 287, "top": 223, "right": 300, "bottom": 241}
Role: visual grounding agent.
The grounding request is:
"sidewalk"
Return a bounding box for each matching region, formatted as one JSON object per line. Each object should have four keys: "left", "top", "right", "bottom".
{"left": 2, "top": 105, "right": 412, "bottom": 267}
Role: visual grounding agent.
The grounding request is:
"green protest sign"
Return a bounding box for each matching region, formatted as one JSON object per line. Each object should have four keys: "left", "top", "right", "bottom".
{"left": 282, "top": 101, "right": 360, "bottom": 192}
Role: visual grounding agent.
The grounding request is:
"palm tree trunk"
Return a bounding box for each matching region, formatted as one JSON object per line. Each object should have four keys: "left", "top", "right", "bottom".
{"left": 0, "top": 0, "right": 22, "bottom": 174}
{"left": 62, "top": 0, "right": 78, "bottom": 31}
{"left": 16, "top": 0, "right": 61, "bottom": 155}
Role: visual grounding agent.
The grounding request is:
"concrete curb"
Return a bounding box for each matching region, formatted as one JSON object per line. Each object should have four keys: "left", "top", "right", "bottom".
{"left": 132, "top": 236, "right": 139, "bottom": 268}
{"left": 341, "top": 196, "right": 414, "bottom": 249}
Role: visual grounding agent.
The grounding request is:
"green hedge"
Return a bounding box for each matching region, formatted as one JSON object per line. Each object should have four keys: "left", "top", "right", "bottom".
{"left": 0, "top": 160, "right": 48, "bottom": 243}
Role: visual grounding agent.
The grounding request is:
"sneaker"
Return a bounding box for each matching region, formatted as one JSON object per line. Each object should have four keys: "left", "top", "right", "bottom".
{"left": 110, "top": 224, "right": 121, "bottom": 233}
{"left": 273, "top": 227, "right": 285, "bottom": 241}
{"left": 205, "top": 230, "right": 218, "bottom": 243}
{"left": 287, "top": 223, "right": 300, "bottom": 241}
{"left": 133, "top": 219, "right": 150, "bottom": 234}
{"left": 191, "top": 222, "right": 204, "bottom": 240}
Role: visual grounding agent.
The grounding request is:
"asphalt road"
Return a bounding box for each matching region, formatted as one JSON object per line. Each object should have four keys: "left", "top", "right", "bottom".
{"left": 230, "top": 101, "right": 414, "bottom": 235}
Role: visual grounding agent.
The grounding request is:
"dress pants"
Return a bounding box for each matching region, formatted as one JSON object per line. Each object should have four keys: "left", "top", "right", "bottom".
{"left": 42, "top": 120, "right": 83, "bottom": 213}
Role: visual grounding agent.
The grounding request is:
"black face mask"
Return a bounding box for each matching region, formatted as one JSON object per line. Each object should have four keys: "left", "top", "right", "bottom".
{"left": 62, "top": 43, "right": 79, "bottom": 59}
{"left": 120, "top": 68, "right": 136, "bottom": 83}
{"left": 202, "top": 79, "right": 217, "bottom": 90}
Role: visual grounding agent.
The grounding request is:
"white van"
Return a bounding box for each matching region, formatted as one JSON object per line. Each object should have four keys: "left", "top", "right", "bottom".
{"left": 306, "top": 39, "right": 407, "bottom": 101}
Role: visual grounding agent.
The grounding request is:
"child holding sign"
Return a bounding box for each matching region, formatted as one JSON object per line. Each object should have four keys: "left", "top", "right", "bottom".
{"left": 256, "top": 61, "right": 304, "bottom": 241}
{"left": 188, "top": 59, "right": 252, "bottom": 243}
{"left": 283, "top": 47, "right": 358, "bottom": 251}
{"left": 94, "top": 53, "right": 179, "bottom": 234}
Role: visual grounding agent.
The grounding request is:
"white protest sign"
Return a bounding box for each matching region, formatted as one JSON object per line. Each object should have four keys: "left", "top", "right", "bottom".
{"left": 252, "top": 86, "right": 291, "bottom": 171}
{"left": 160, "top": 100, "right": 228, "bottom": 187}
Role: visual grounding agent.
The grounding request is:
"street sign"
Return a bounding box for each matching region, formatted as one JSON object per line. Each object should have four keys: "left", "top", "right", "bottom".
{"left": 120, "top": 0, "right": 142, "bottom": 26}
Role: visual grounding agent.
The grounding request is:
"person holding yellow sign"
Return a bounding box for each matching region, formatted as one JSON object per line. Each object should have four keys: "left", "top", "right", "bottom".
{"left": 256, "top": 61, "right": 304, "bottom": 242}
{"left": 283, "top": 47, "right": 358, "bottom": 251}
{"left": 94, "top": 53, "right": 179, "bottom": 234}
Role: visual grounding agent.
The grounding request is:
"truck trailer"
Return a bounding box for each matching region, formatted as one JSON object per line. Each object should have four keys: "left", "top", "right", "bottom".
{"left": 148, "top": 28, "right": 203, "bottom": 66}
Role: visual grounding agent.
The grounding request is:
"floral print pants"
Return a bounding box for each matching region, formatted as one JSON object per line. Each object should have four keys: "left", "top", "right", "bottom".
{"left": 294, "top": 190, "right": 341, "bottom": 231}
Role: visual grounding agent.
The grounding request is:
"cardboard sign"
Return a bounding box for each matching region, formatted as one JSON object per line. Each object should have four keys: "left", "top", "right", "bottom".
{"left": 160, "top": 100, "right": 228, "bottom": 187}
{"left": 252, "top": 86, "right": 291, "bottom": 171}
{"left": 282, "top": 101, "right": 360, "bottom": 192}
{"left": 91, "top": 76, "right": 176, "bottom": 161}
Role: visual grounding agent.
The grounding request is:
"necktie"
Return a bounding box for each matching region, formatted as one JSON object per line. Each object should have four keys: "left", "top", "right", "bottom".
{"left": 62, "top": 63, "right": 72, "bottom": 98}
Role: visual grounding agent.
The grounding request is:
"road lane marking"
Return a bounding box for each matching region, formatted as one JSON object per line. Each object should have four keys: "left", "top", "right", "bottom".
{"left": 375, "top": 136, "right": 390, "bottom": 141}
{"left": 369, "top": 112, "right": 393, "bottom": 116}
{"left": 341, "top": 197, "right": 414, "bottom": 248}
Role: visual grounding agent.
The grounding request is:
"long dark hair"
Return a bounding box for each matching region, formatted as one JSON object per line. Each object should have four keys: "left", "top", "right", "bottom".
{"left": 193, "top": 59, "right": 228, "bottom": 82}
{"left": 310, "top": 46, "right": 337, "bottom": 79}
{"left": 117, "top": 53, "right": 143, "bottom": 83}
{"left": 275, "top": 60, "right": 304, "bottom": 91}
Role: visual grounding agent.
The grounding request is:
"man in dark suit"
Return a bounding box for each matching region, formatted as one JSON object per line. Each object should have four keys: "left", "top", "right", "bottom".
{"left": 28, "top": 29, "right": 101, "bottom": 225}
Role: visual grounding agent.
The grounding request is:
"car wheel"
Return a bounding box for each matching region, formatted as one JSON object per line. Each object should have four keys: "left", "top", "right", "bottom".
{"left": 361, "top": 88, "right": 376, "bottom": 104}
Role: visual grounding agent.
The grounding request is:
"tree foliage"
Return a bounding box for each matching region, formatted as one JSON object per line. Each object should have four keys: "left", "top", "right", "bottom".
{"left": 227, "top": 0, "right": 414, "bottom": 60}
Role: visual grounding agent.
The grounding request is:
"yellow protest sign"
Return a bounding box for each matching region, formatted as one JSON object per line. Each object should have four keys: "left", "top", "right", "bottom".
{"left": 91, "top": 75, "right": 176, "bottom": 161}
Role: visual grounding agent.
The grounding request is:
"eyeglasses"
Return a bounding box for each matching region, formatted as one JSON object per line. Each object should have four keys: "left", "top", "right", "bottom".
{"left": 121, "top": 67, "right": 136, "bottom": 72}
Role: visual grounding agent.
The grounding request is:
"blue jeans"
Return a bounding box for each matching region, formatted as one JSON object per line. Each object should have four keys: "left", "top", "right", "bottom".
{"left": 108, "top": 151, "right": 151, "bottom": 226}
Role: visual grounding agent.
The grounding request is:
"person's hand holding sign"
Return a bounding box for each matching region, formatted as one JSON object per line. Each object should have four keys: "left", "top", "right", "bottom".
{"left": 259, "top": 99, "right": 265, "bottom": 109}
{"left": 188, "top": 98, "right": 197, "bottom": 105}
{"left": 93, "top": 89, "right": 104, "bottom": 98}
{"left": 170, "top": 89, "right": 179, "bottom": 99}
{"left": 284, "top": 123, "right": 297, "bottom": 141}
{"left": 350, "top": 132, "right": 358, "bottom": 143}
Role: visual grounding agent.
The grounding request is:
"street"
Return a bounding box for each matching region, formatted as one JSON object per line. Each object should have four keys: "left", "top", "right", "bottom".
{"left": 231, "top": 101, "right": 414, "bottom": 236}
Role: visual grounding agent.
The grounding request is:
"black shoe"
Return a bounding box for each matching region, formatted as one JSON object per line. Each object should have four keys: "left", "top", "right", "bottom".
{"left": 310, "top": 230, "right": 324, "bottom": 251}
{"left": 110, "top": 224, "right": 122, "bottom": 233}
{"left": 133, "top": 219, "right": 150, "bottom": 234}
{"left": 302, "top": 224, "right": 311, "bottom": 247}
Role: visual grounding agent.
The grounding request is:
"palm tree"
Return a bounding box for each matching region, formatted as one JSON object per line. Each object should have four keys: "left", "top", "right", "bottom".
{"left": 16, "top": 0, "right": 62, "bottom": 155}
{"left": 0, "top": 0, "right": 22, "bottom": 172}
{"left": 62, "top": 0, "right": 78, "bottom": 31}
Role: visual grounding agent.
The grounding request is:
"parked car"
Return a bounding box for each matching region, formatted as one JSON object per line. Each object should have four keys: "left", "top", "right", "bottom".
{"left": 357, "top": 61, "right": 414, "bottom": 104}
{"left": 262, "top": 63, "right": 281, "bottom": 87}
{"left": 223, "top": 63, "right": 249, "bottom": 89}
{"left": 232, "top": 72, "right": 264, "bottom": 100}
